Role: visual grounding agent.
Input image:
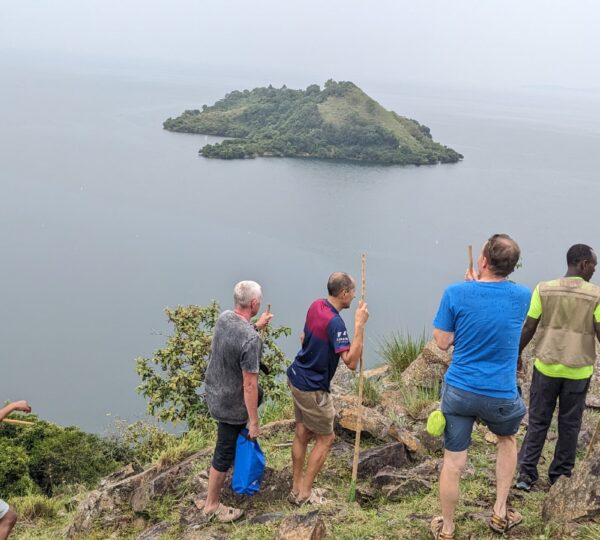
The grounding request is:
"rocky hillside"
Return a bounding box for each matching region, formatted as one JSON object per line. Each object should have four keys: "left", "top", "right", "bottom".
{"left": 13, "top": 342, "right": 600, "bottom": 539}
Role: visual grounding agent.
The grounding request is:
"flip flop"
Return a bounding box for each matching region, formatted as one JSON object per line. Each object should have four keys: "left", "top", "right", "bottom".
{"left": 489, "top": 508, "right": 522, "bottom": 534}
{"left": 294, "top": 488, "right": 327, "bottom": 506}
{"left": 430, "top": 516, "right": 455, "bottom": 539}
{"left": 194, "top": 499, "right": 244, "bottom": 523}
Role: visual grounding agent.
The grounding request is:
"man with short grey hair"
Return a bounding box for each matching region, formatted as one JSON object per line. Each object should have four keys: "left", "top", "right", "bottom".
{"left": 196, "top": 280, "right": 272, "bottom": 522}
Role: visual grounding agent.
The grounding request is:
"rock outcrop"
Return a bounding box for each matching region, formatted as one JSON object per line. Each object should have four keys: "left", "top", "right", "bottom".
{"left": 401, "top": 340, "right": 452, "bottom": 388}
{"left": 68, "top": 450, "right": 212, "bottom": 538}
{"left": 275, "top": 511, "right": 326, "bottom": 540}
{"left": 542, "top": 449, "right": 600, "bottom": 523}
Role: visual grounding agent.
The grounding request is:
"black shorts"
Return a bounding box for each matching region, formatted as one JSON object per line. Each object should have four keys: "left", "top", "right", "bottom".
{"left": 212, "top": 422, "right": 246, "bottom": 472}
{"left": 211, "top": 386, "right": 263, "bottom": 472}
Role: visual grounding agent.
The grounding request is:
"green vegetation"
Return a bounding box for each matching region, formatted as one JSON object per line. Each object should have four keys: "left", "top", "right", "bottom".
{"left": 378, "top": 330, "right": 428, "bottom": 381}
{"left": 352, "top": 375, "right": 383, "bottom": 407}
{"left": 163, "top": 80, "right": 463, "bottom": 165}
{"left": 0, "top": 417, "right": 129, "bottom": 497}
{"left": 398, "top": 380, "right": 441, "bottom": 419}
{"left": 135, "top": 303, "right": 291, "bottom": 428}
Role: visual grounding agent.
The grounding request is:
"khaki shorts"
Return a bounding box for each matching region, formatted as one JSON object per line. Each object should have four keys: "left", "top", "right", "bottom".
{"left": 288, "top": 380, "right": 335, "bottom": 435}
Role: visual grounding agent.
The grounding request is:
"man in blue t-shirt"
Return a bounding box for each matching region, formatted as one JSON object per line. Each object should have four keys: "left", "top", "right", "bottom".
{"left": 430, "top": 234, "right": 530, "bottom": 539}
{"left": 287, "top": 272, "right": 369, "bottom": 505}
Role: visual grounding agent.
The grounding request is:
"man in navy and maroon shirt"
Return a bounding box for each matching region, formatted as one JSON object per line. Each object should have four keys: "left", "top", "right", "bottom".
{"left": 287, "top": 272, "right": 369, "bottom": 505}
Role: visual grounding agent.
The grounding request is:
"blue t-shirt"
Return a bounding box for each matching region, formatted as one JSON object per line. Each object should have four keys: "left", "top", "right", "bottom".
{"left": 287, "top": 298, "right": 351, "bottom": 392}
{"left": 433, "top": 281, "right": 530, "bottom": 399}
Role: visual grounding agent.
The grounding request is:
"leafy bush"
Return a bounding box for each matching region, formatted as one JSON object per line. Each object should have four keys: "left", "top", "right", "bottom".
{"left": 0, "top": 419, "right": 126, "bottom": 497}
{"left": 136, "top": 303, "right": 291, "bottom": 428}
{"left": 378, "top": 331, "right": 427, "bottom": 382}
{"left": 28, "top": 427, "right": 121, "bottom": 495}
{"left": 0, "top": 439, "right": 33, "bottom": 496}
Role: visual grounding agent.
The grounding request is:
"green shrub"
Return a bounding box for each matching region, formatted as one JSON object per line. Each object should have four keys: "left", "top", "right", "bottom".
{"left": 351, "top": 375, "right": 382, "bottom": 408}
{"left": 136, "top": 303, "right": 291, "bottom": 428}
{"left": 378, "top": 331, "right": 427, "bottom": 381}
{"left": 0, "top": 440, "right": 34, "bottom": 497}
{"left": 28, "top": 427, "right": 120, "bottom": 495}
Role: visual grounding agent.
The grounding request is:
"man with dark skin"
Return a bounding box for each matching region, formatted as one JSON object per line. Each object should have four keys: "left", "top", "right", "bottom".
{"left": 517, "top": 244, "right": 600, "bottom": 491}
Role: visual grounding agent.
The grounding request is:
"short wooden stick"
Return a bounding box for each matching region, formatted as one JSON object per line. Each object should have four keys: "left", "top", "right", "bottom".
{"left": 2, "top": 418, "right": 34, "bottom": 426}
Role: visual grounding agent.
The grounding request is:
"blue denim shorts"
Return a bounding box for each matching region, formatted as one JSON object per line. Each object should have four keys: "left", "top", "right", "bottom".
{"left": 441, "top": 383, "right": 526, "bottom": 452}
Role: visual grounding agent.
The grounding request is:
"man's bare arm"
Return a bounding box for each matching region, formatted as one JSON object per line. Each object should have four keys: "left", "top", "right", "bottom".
{"left": 340, "top": 301, "right": 369, "bottom": 370}
{"left": 520, "top": 316, "right": 539, "bottom": 354}
{"left": 0, "top": 400, "right": 31, "bottom": 422}
{"left": 242, "top": 371, "right": 260, "bottom": 438}
{"left": 433, "top": 328, "right": 454, "bottom": 351}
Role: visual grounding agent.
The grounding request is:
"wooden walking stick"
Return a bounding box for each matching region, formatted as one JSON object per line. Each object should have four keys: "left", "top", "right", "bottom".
{"left": 468, "top": 245, "right": 473, "bottom": 276}
{"left": 259, "top": 304, "right": 272, "bottom": 375}
{"left": 349, "top": 254, "right": 366, "bottom": 502}
{"left": 2, "top": 418, "right": 34, "bottom": 426}
{"left": 260, "top": 304, "right": 271, "bottom": 339}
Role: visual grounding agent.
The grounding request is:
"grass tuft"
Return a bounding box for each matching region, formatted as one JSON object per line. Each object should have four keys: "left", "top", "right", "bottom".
{"left": 378, "top": 331, "right": 427, "bottom": 381}
{"left": 154, "top": 428, "right": 214, "bottom": 470}
{"left": 11, "top": 494, "right": 62, "bottom": 521}
{"left": 260, "top": 395, "right": 294, "bottom": 425}
{"left": 352, "top": 375, "right": 382, "bottom": 408}
{"left": 398, "top": 381, "right": 440, "bottom": 419}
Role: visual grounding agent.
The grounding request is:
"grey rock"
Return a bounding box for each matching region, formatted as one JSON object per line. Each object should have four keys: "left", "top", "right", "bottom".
{"left": 357, "top": 442, "right": 411, "bottom": 480}
{"left": 542, "top": 449, "right": 600, "bottom": 523}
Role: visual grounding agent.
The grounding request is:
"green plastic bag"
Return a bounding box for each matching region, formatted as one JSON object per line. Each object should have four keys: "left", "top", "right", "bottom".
{"left": 426, "top": 410, "right": 446, "bottom": 437}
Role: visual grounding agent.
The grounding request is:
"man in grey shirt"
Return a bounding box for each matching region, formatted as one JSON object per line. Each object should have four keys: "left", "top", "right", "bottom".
{"left": 197, "top": 280, "right": 272, "bottom": 522}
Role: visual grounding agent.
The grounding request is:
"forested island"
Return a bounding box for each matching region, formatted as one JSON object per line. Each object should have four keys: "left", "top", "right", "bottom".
{"left": 163, "top": 80, "right": 463, "bottom": 165}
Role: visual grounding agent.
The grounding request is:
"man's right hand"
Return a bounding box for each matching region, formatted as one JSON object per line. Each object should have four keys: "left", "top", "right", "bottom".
{"left": 464, "top": 267, "right": 478, "bottom": 281}
{"left": 248, "top": 420, "right": 260, "bottom": 440}
{"left": 355, "top": 300, "right": 369, "bottom": 326}
{"left": 11, "top": 400, "right": 32, "bottom": 413}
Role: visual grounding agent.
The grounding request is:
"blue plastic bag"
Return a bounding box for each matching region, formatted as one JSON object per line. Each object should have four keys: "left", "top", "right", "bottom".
{"left": 231, "top": 428, "right": 265, "bottom": 495}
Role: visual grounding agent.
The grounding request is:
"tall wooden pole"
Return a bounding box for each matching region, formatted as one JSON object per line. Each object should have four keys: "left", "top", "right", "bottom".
{"left": 349, "top": 254, "right": 366, "bottom": 502}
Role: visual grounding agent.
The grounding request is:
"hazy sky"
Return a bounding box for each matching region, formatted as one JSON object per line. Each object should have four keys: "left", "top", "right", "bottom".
{"left": 2, "top": 1, "right": 599, "bottom": 89}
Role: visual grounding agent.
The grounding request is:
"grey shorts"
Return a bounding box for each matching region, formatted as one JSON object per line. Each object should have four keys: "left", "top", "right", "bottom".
{"left": 0, "top": 499, "right": 9, "bottom": 520}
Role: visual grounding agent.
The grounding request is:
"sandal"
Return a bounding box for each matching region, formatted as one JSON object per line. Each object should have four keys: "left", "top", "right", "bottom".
{"left": 194, "top": 499, "right": 244, "bottom": 523}
{"left": 489, "top": 508, "right": 522, "bottom": 534}
{"left": 430, "top": 516, "right": 455, "bottom": 540}
{"left": 293, "top": 488, "right": 327, "bottom": 506}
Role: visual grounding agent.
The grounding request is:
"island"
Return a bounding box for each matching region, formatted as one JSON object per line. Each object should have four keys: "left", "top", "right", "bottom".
{"left": 163, "top": 80, "right": 463, "bottom": 165}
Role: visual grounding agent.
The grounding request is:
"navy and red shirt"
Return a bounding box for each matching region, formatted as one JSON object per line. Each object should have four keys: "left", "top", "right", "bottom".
{"left": 287, "top": 298, "right": 351, "bottom": 392}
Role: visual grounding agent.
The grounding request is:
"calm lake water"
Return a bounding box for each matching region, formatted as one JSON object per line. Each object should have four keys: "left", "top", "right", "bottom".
{"left": 2, "top": 58, "right": 600, "bottom": 432}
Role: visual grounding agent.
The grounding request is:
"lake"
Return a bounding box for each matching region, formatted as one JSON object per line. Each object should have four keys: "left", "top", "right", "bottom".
{"left": 2, "top": 57, "right": 599, "bottom": 433}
